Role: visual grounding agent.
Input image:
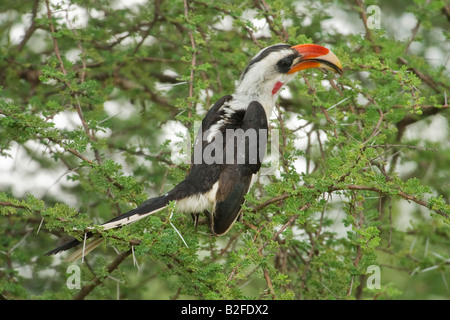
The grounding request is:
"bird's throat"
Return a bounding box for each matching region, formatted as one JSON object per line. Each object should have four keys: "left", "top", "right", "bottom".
{"left": 272, "top": 81, "right": 284, "bottom": 95}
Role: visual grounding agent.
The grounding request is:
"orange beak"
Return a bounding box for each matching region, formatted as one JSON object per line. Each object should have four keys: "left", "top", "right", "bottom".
{"left": 288, "top": 44, "right": 343, "bottom": 75}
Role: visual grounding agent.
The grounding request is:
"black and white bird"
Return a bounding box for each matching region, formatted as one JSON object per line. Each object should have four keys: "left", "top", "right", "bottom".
{"left": 46, "top": 43, "right": 342, "bottom": 259}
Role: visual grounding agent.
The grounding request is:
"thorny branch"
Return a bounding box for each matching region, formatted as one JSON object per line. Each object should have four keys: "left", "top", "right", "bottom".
{"left": 73, "top": 249, "right": 132, "bottom": 300}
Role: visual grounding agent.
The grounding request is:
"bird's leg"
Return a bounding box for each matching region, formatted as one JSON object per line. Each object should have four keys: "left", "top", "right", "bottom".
{"left": 202, "top": 210, "right": 214, "bottom": 235}
{"left": 190, "top": 213, "right": 200, "bottom": 230}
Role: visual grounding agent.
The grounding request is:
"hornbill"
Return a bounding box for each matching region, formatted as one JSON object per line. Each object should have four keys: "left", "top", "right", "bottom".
{"left": 45, "top": 43, "right": 342, "bottom": 260}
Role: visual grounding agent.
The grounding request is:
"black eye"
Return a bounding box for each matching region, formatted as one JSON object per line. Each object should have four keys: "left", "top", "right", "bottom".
{"left": 276, "top": 57, "right": 293, "bottom": 73}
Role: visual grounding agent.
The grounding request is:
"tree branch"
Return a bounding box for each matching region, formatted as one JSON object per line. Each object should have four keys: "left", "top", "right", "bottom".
{"left": 251, "top": 184, "right": 449, "bottom": 220}
{"left": 16, "top": 0, "right": 40, "bottom": 52}
{"left": 73, "top": 249, "right": 132, "bottom": 300}
{"left": 183, "top": 0, "right": 197, "bottom": 121}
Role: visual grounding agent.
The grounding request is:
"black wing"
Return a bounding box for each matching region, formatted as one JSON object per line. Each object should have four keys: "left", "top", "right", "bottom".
{"left": 211, "top": 101, "right": 268, "bottom": 235}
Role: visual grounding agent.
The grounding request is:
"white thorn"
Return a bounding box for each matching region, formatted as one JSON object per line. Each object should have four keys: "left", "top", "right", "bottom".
{"left": 81, "top": 233, "right": 87, "bottom": 264}
{"left": 131, "top": 246, "right": 140, "bottom": 271}
{"left": 36, "top": 217, "right": 44, "bottom": 235}
{"left": 169, "top": 209, "right": 189, "bottom": 248}
{"left": 328, "top": 96, "right": 350, "bottom": 110}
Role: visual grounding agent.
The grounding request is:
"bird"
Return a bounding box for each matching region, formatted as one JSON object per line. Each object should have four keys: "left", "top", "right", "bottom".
{"left": 45, "top": 43, "right": 342, "bottom": 260}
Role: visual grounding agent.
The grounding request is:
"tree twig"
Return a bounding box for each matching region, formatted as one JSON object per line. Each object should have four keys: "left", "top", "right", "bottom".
{"left": 183, "top": 0, "right": 197, "bottom": 121}
{"left": 73, "top": 249, "right": 132, "bottom": 300}
{"left": 16, "top": 0, "right": 40, "bottom": 52}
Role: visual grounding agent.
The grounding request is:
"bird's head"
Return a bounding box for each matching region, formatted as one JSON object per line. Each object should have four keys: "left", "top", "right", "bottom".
{"left": 236, "top": 43, "right": 342, "bottom": 103}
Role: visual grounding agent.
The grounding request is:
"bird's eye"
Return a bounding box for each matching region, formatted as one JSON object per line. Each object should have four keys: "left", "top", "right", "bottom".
{"left": 276, "top": 57, "right": 293, "bottom": 73}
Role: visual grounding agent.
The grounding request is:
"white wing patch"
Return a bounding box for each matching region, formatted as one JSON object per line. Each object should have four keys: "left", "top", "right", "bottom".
{"left": 100, "top": 206, "right": 167, "bottom": 230}
{"left": 176, "top": 181, "right": 219, "bottom": 213}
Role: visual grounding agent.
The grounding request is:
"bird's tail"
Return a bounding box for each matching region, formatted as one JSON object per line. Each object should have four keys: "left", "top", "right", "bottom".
{"left": 44, "top": 195, "right": 171, "bottom": 260}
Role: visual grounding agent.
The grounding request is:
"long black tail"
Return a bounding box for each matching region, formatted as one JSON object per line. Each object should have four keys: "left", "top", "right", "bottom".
{"left": 44, "top": 195, "right": 171, "bottom": 256}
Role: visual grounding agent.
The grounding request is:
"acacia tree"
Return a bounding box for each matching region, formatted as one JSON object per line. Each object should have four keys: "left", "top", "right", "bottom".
{"left": 0, "top": 0, "right": 449, "bottom": 300}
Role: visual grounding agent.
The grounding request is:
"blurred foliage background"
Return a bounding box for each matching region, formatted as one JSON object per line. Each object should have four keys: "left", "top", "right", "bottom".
{"left": 0, "top": 0, "right": 449, "bottom": 300}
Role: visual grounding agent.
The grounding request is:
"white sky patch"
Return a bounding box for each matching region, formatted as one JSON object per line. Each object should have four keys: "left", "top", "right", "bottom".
{"left": 356, "top": 93, "right": 369, "bottom": 106}
{"left": 7, "top": 0, "right": 87, "bottom": 45}
{"left": 386, "top": 12, "right": 418, "bottom": 42}
{"left": 9, "top": 22, "right": 27, "bottom": 45}
{"left": 50, "top": 0, "right": 89, "bottom": 29}
{"left": 425, "top": 46, "right": 447, "bottom": 68}
{"left": 408, "top": 41, "right": 423, "bottom": 56}
{"left": 65, "top": 48, "right": 81, "bottom": 63}
{"left": 89, "top": 8, "right": 105, "bottom": 20}
{"left": 321, "top": 4, "right": 364, "bottom": 36}
{"left": 241, "top": 9, "right": 271, "bottom": 38}
{"left": 111, "top": 0, "right": 148, "bottom": 11}
{"left": 293, "top": 0, "right": 320, "bottom": 27}
{"left": 195, "top": 89, "right": 215, "bottom": 116}
{"left": 96, "top": 127, "right": 112, "bottom": 139}
{"left": 279, "top": 85, "right": 293, "bottom": 100}
{"left": 320, "top": 80, "right": 332, "bottom": 90}
{"left": 104, "top": 100, "right": 136, "bottom": 120}
{"left": 405, "top": 114, "right": 449, "bottom": 145}
{"left": 212, "top": 15, "right": 233, "bottom": 31}
{"left": 160, "top": 120, "right": 191, "bottom": 165}
{"left": 283, "top": 17, "right": 293, "bottom": 29}
{"left": 52, "top": 110, "right": 81, "bottom": 131}
{"left": 0, "top": 142, "right": 79, "bottom": 206}
{"left": 396, "top": 160, "right": 418, "bottom": 177}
